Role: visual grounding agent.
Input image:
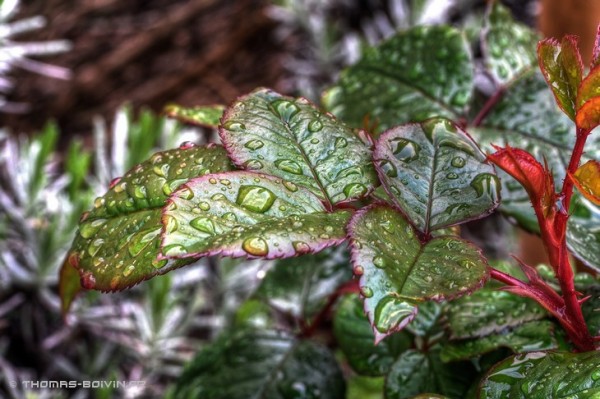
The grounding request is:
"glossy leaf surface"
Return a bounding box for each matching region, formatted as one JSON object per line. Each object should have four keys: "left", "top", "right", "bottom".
{"left": 538, "top": 36, "right": 583, "bottom": 120}
{"left": 219, "top": 88, "right": 377, "bottom": 206}
{"left": 64, "top": 144, "right": 232, "bottom": 291}
{"left": 59, "top": 255, "right": 83, "bottom": 313}
{"left": 385, "top": 349, "right": 475, "bottom": 399}
{"left": 172, "top": 329, "right": 345, "bottom": 399}
{"left": 440, "top": 321, "right": 557, "bottom": 362}
{"left": 348, "top": 206, "right": 489, "bottom": 342}
{"left": 161, "top": 172, "right": 351, "bottom": 259}
{"left": 374, "top": 118, "right": 500, "bottom": 234}
{"left": 480, "top": 351, "right": 600, "bottom": 398}
{"left": 572, "top": 160, "right": 600, "bottom": 205}
{"left": 255, "top": 246, "right": 351, "bottom": 325}
{"left": 164, "top": 104, "right": 225, "bottom": 127}
{"left": 322, "top": 26, "right": 474, "bottom": 132}
{"left": 333, "top": 295, "right": 412, "bottom": 376}
{"left": 581, "top": 285, "right": 600, "bottom": 336}
{"left": 482, "top": 1, "right": 538, "bottom": 84}
{"left": 567, "top": 200, "right": 600, "bottom": 272}
{"left": 576, "top": 66, "right": 600, "bottom": 130}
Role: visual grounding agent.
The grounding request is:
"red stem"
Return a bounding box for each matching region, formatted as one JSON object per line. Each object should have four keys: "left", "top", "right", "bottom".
{"left": 472, "top": 87, "right": 505, "bottom": 127}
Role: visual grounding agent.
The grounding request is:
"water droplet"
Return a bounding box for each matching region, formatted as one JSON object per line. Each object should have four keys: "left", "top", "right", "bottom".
{"left": 94, "top": 197, "right": 105, "bottom": 208}
{"left": 152, "top": 258, "right": 168, "bottom": 269}
{"left": 244, "top": 140, "right": 264, "bottom": 150}
{"left": 222, "top": 212, "right": 237, "bottom": 222}
{"left": 244, "top": 159, "right": 263, "bottom": 170}
{"left": 88, "top": 238, "right": 104, "bottom": 257}
{"left": 335, "top": 137, "right": 348, "bottom": 148}
{"left": 179, "top": 141, "right": 196, "bottom": 150}
{"left": 109, "top": 177, "right": 121, "bottom": 189}
{"left": 275, "top": 159, "right": 303, "bottom": 175}
{"left": 343, "top": 183, "right": 367, "bottom": 199}
{"left": 81, "top": 272, "right": 96, "bottom": 289}
{"left": 123, "top": 265, "right": 135, "bottom": 277}
{"left": 308, "top": 119, "right": 323, "bottom": 132}
{"left": 446, "top": 172, "right": 458, "bottom": 179}
{"left": 373, "top": 296, "right": 416, "bottom": 334}
{"left": 242, "top": 237, "right": 269, "bottom": 256}
{"left": 198, "top": 201, "right": 211, "bottom": 211}
{"left": 224, "top": 120, "right": 246, "bottom": 131}
{"left": 471, "top": 173, "right": 500, "bottom": 198}
{"left": 392, "top": 138, "right": 420, "bottom": 162}
{"left": 283, "top": 181, "right": 298, "bottom": 192}
{"left": 79, "top": 219, "right": 108, "bottom": 239}
{"left": 378, "top": 160, "right": 398, "bottom": 177}
{"left": 272, "top": 99, "right": 300, "bottom": 121}
{"left": 292, "top": 241, "right": 310, "bottom": 253}
{"left": 153, "top": 164, "right": 169, "bottom": 177}
{"left": 236, "top": 185, "right": 276, "bottom": 213}
{"left": 373, "top": 256, "right": 386, "bottom": 269}
{"left": 310, "top": 138, "right": 320, "bottom": 144}
{"left": 128, "top": 228, "right": 161, "bottom": 257}
{"left": 361, "top": 286, "right": 374, "bottom": 298}
{"left": 354, "top": 265, "right": 364, "bottom": 275}
{"left": 451, "top": 156, "right": 466, "bottom": 168}
{"left": 133, "top": 186, "right": 147, "bottom": 199}
{"left": 162, "top": 244, "right": 187, "bottom": 257}
{"left": 190, "top": 217, "right": 215, "bottom": 235}
{"left": 178, "top": 186, "right": 194, "bottom": 200}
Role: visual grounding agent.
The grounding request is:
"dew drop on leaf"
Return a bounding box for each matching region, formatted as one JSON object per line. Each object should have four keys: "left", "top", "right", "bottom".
{"left": 224, "top": 120, "right": 246, "bottom": 131}
{"left": 373, "top": 296, "right": 416, "bottom": 334}
{"left": 272, "top": 99, "right": 300, "bottom": 121}
{"left": 378, "top": 160, "right": 398, "bottom": 177}
{"left": 335, "top": 137, "right": 348, "bottom": 148}
{"left": 274, "top": 159, "right": 303, "bottom": 175}
{"left": 343, "top": 183, "right": 367, "bottom": 199}
{"left": 373, "top": 256, "right": 386, "bottom": 269}
{"left": 236, "top": 185, "right": 277, "bottom": 213}
{"left": 190, "top": 217, "right": 216, "bottom": 235}
{"left": 451, "top": 156, "right": 466, "bottom": 168}
{"left": 283, "top": 181, "right": 298, "bottom": 192}
{"left": 470, "top": 173, "right": 500, "bottom": 198}
{"left": 292, "top": 240, "right": 310, "bottom": 254}
{"left": 244, "top": 159, "right": 264, "bottom": 170}
{"left": 242, "top": 237, "right": 269, "bottom": 256}
{"left": 360, "top": 286, "right": 374, "bottom": 298}
{"left": 162, "top": 244, "right": 188, "bottom": 257}
{"left": 79, "top": 219, "right": 107, "bottom": 239}
{"left": 392, "top": 138, "right": 420, "bottom": 162}
{"left": 308, "top": 119, "right": 323, "bottom": 132}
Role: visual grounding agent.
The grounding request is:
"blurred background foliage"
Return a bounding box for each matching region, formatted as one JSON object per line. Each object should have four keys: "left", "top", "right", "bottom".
{"left": 0, "top": 0, "right": 596, "bottom": 398}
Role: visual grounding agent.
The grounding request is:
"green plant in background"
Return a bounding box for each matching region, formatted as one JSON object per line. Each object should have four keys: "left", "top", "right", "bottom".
{"left": 0, "top": 107, "right": 239, "bottom": 398}
{"left": 54, "top": 2, "right": 600, "bottom": 399}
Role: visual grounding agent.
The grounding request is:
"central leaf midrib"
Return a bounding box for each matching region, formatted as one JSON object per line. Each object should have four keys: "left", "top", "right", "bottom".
{"left": 267, "top": 102, "right": 334, "bottom": 209}
{"left": 423, "top": 138, "right": 440, "bottom": 235}
{"left": 395, "top": 240, "right": 427, "bottom": 295}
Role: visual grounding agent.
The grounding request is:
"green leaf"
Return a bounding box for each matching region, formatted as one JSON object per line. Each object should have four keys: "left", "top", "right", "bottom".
{"left": 482, "top": 1, "right": 539, "bottom": 85}
{"left": 538, "top": 36, "right": 583, "bottom": 120}
{"left": 445, "top": 288, "right": 546, "bottom": 339}
{"left": 567, "top": 200, "right": 600, "bottom": 272}
{"left": 64, "top": 144, "right": 233, "bottom": 291}
{"left": 219, "top": 88, "right": 377, "bottom": 206}
{"left": 165, "top": 104, "right": 225, "bottom": 127}
{"left": 348, "top": 206, "right": 489, "bottom": 342}
{"left": 480, "top": 351, "right": 600, "bottom": 398}
{"left": 440, "top": 321, "right": 558, "bottom": 362}
{"left": 333, "top": 295, "right": 412, "bottom": 376}
{"left": 322, "top": 26, "right": 474, "bottom": 133}
{"left": 161, "top": 171, "right": 351, "bottom": 259}
{"left": 385, "top": 348, "right": 475, "bottom": 399}
{"left": 59, "top": 254, "right": 83, "bottom": 314}
{"left": 581, "top": 285, "right": 600, "bottom": 336}
{"left": 254, "top": 246, "right": 352, "bottom": 326}
{"left": 347, "top": 376, "right": 384, "bottom": 399}
{"left": 373, "top": 118, "right": 500, "bottom": 234}
{"left": 172, "top": 329, "right": 345, "bottom": 399}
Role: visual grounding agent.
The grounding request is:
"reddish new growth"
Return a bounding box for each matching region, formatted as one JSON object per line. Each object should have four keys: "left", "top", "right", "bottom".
{"left": 485, "top": 30, "right": 600, "bottom": 352}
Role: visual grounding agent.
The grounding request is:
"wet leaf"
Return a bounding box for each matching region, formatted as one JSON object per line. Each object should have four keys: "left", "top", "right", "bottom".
{"left": 322, "top": 26, "right": 474, "bottom": 133}
{"left": 482, "top": 1, "right": 539, "bottom": 85}
{"left": 445, "top": 287, "right": 546, "bottom": 340}
{"left": 580, "top": 285, "right": 600, "bottom": 336}
{"left": 385, "top": 349, "right": 475, "bottom": 399}
{"left": 172, "top": 329, "right": 345, "bottom": 399}
{"left": 63, "top": 144, "right": 233, "bottom": 291}
{"left": 219, "top": 89, "right": 377, "bottom": 206}
{"left": 576, "top": 58, "right": 600, "bottom": 130}
{"left": 374, "top": 118, "right": 500, "bottom": 234}
{"left": 333, "top": 295, "right": 412, "bottom": 376}
{"left": 480, "top": 351, "right": 600, "bottom": 398}
{"left": 255, "top": 246, "right": 352, "bottom": 326}
{"left": 572, "top": 160, "right": 600, "bottom": 205}
{"left": 164, "top": 104, "right": 225, "bottom": 127}
{"left": 161, "top": 171, "right": 351, "bottom": 260}
{"left": 567, "top": 200, "right": 600, "bottom": 272}
{"left": 538, "top": 35, "right": 583, "bottom": 120}
{"left": 348, "top": 206, "right": 489, "bottom": 343}
{"left": 440, "top": 321, "right": 558, "bottom": 362}
{"left": 58, "top": 254, "right": 83, "bottom": 314}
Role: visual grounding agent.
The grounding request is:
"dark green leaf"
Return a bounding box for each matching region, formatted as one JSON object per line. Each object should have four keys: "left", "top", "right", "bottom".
{"left": 333, "top": 295, "right": 412, "bottom": 376}
{"left": 445, "top": 287, "right": 546, "bottom": 339}
{"left": 348, "top": 206, "right": 489, "bottom": 342}
{"left": 161, "top": 171, "right": 351, "bottom": 259}
{"left": 567, "top": 199, "right": 600, "bottom": 272}
{"left": 322, "top": 26, "right": 474, "bottom": 132}
{"left": 219, "top": 88, "right": 377, "bottom": 206}
{"left": 59, "top": 254, "right": 83, "bottom": 314}
{"left": 482, "top": 1, "right": 539, "bottom": 85}
{"left": 172, "top": 329, "right": 345, "bottom": 399}
{"left": 581, "top": 285, "right": 600, "bottom": 336}
{"left": 373, "top": 118, "right": 500, "bottom": 234}
{"left": 480, "top": 351, "right": 600, "bottom": 398}
{"left": 385, "top": 348, "right": 475, "bottom": 399}
{"left": 255, "top": 246, "right": 352, "bottom": 325}
{"left": 440, "top": 321, "right": 558, "bottom": 362}
{"left": 165, "top": 104, "right": 225, "bottom": 127}
{"left": 63, "top": 144, "right": 233, "bottom": 291}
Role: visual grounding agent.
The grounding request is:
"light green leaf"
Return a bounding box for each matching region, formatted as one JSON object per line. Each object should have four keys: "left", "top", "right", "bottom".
{"left": 348, "top": 206, "right": 489, "bottom": 342}
{"left": 164, "top": 104, "right": 225, "bottom": 127}
{"left": 219, "top": 88, "right": 377, "bottom": 206}
{"left": 63, "top": 144, "right": 233, "bottom": 291}
{"left": 322, "top": 26, "right": 474, "bottom": 132}
{"left": 172, "top": 329, "right": 345, "bottom": 399}
{"left": 480, "top": 351, "right": 600, "bottom": 398}
{"left": 374, "top": 118, "right": 500, "bottom": 234}
{"left": 161, "top": 171, "right": 351, "bottom": 259}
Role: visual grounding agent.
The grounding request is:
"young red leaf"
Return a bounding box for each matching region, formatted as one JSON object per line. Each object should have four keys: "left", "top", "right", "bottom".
{"left": 570, "top": 160, "right": 600, "bottom": 205}
{"left": 538, "top": 36, "right": 584, "bottom": 120}
{"left": 576, "top": 70, "right": 600, "bottom": 131}
{"left": 487, "top": 146, "right": 556, "bottom": 218}
{"left": 591, "top": 25, "right": 600, "bottom": 70}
